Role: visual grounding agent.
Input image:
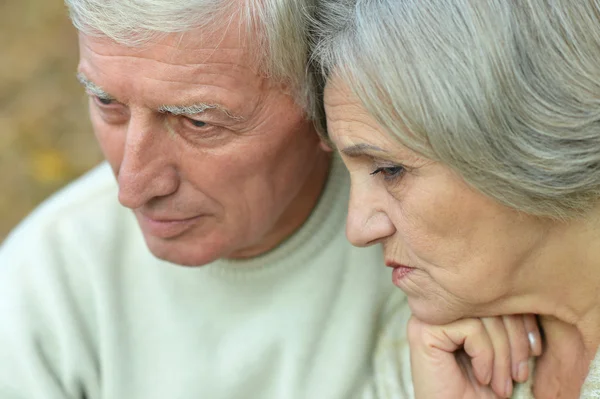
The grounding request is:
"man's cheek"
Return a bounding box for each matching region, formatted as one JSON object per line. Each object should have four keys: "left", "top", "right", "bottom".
{"left": 93, "top": 127, "right": 125, "bottom": 171}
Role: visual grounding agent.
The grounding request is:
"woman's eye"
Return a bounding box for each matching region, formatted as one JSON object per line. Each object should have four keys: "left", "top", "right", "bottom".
{"left": 370, "top": 165, "right": 405, "bottom": 180}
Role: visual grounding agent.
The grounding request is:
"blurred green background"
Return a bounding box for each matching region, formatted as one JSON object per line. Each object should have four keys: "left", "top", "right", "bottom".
{"left": 0, "top": 0, "right": 103, "bottom": 242}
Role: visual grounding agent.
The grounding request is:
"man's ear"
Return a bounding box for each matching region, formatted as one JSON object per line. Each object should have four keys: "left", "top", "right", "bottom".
{"left": 319, "top": 139, "right": 333, "bottom": 152}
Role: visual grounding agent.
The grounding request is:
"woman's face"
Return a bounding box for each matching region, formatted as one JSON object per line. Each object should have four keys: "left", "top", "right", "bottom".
{"left": 324, "top": 76, "right": 550, "bottom": 324}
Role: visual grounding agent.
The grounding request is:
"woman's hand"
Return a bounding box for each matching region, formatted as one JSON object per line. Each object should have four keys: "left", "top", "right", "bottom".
{"left": 408, "top": 314, "right": 542, "bottom": 398}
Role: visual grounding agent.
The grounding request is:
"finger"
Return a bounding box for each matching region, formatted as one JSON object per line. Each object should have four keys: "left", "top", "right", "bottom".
{"left": 502, "top": 315, "right": 530, "bottom": 383}
{"left": 524, "top": 314, "right": 543, "bottom": 356}
{"left": 441, "top": 318, "right": 494, "bottom": 386}
{"left": 408, "top": 317, "right": 500, "bottom": 399}
{"left": 455, "top": 350, "right": 478, "bottom": 384}
{"left": 482, "top": 317, "right": 512, "bottom": 398}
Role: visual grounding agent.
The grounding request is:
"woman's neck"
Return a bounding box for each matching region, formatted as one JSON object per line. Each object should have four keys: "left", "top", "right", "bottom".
{"left": 519, "top": 211, "right": 600, "bottom": 397}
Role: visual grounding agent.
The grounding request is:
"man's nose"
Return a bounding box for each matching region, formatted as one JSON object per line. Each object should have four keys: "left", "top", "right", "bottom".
{"left": 117, "top": 115, "right": 179, "bottom": 210}
{"left": 345, "top": 182, "right": 395, "bottom": 247}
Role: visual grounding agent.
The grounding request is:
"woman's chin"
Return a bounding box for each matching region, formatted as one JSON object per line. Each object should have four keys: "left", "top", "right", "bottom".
{"left": 407, "top": 296, "right": 464, "bottom": 325}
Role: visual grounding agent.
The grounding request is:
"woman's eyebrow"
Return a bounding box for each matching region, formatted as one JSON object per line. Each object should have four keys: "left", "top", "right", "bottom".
{"left": 341, "top": 143, "right": 387, "bottom": 158}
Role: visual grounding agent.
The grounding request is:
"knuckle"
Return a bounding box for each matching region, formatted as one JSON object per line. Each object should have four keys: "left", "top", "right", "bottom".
{"left": 469, "top": 318, "right": 486, "bottom": 335}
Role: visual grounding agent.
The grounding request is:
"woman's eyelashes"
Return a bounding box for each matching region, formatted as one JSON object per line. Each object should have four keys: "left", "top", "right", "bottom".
{"left": 370, "top": 165, "right": 406, "bottom": 181}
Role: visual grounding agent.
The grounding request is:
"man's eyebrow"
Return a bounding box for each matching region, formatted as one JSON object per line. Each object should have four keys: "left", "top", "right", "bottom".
{"left": 77, "top": 72, "right": 244, "bottom": 121}
{"left": 341, "top": 143, "right": 387, "bottom": 157}
{"left": 158, "top": 104, "right": 244, "bottom": 121}
{"left": 76, "top": 73, "right": 114, "bottom": 100}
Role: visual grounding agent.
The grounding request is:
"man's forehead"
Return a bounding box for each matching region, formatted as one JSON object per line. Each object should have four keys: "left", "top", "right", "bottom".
{"left": 77, "top": 30, "right": 263, "bottom": 82}
{"left": 77, "top": 29, "right": 267, "bottom": 119}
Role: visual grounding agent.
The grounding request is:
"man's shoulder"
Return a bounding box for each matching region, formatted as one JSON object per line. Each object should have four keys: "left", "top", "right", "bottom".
{"left": 0, "top": 162, "right": 133, "bottom": 263}
{"left": 0, "top": 163, "right": 128, "bottom": 397}
{"left": 29, "top": 161, "right": 118, "bottom": 221}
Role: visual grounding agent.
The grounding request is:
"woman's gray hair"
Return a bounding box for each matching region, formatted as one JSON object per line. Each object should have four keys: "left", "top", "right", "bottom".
{"left": 313, "top": 0, "right": 600, "bottom": 220}
{"left": 65, "top": 0, "right": 322, "bottom": 123}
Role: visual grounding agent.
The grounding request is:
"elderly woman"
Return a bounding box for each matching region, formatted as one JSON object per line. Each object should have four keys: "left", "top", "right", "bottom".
{"left": 314, "top": 0, "right": 600, "bottom": 397}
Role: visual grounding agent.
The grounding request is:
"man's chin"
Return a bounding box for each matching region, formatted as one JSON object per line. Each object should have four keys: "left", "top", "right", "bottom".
{"left": 142, "top": 234, "right": 222, "bottom": 267}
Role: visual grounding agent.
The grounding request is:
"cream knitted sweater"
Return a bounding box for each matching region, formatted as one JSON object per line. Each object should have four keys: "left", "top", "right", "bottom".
{"left": 0, "top": 157, "right": 399, "bottom": 399}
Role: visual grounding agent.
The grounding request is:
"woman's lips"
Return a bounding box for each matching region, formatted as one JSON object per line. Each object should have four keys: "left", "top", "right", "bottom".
{"left": 386, "top": 261, "right": 416, "bottom": 284}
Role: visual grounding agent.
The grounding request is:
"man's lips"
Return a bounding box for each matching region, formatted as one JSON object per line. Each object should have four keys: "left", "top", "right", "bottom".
{"left": 386, "top": 261, "right": 416, "bottom": 284}
{"left": 138, "top": 213, "right": 203, "bottom": 239}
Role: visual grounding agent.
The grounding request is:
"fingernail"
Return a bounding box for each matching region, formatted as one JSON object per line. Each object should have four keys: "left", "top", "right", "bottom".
{"left": 517, "top": 360, "right": 529, "bottom": 382}
{"left": 528, "top": 332, "right": 536, "bottom": 352}
{"left": 505, "top": 379, "right": 513, "bottom": 397}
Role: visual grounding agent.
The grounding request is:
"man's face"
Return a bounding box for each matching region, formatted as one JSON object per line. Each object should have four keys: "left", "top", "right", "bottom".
{"left": 77, "top": 23, "right": 328, "bottom": 266}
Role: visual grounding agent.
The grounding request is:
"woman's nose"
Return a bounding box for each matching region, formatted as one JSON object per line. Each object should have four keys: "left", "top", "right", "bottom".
{"left": 345, "top": 183, "right": 395, "bottom": 247}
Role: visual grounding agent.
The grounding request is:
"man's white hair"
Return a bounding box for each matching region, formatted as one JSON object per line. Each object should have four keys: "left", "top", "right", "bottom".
{"left": 314, "top": 0, "right": 600, "bottom": 220}
{"left": 66, "top": 0, "right": 322, "bottom": 124}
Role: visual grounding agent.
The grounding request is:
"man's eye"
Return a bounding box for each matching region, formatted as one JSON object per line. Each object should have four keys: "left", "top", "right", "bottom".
{"left": 188, "top": 118, "right": 206, "bottom": 128}
{"left": 93, "top": 96, "right": 115, "bottom": 106}
{"left": 370, "top": 165, "right": 405, "bottom": 180}
{"left": 183, "top": 117, "right": 209, "bottom": 129}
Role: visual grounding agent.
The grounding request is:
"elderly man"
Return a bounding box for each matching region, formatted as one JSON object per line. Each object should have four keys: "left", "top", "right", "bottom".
{"left": 0, "top": 0, "right": 397, "bottom": 398}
